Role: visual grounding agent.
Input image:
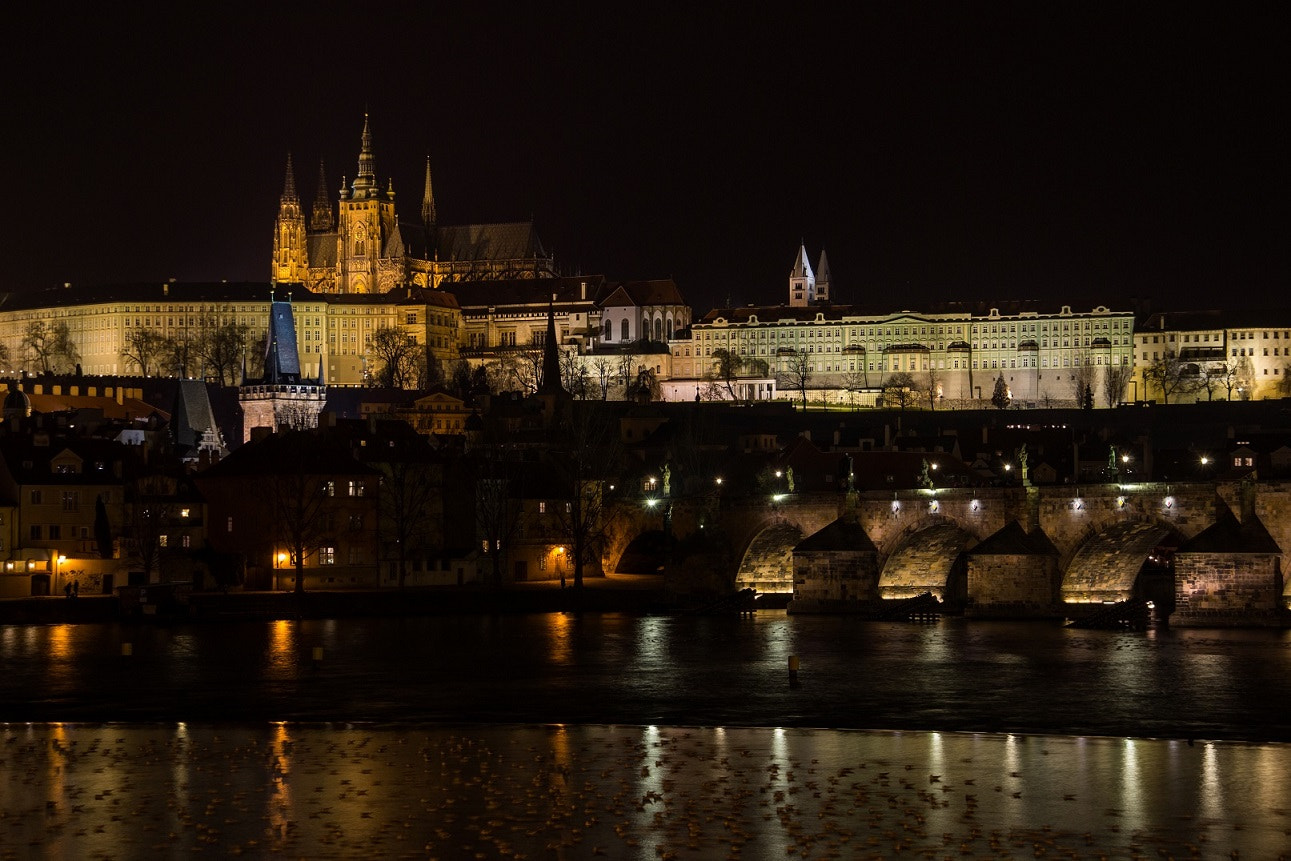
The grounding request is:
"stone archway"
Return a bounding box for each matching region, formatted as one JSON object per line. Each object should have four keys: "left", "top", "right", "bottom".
{"left": 736, "top": 522, "right": 806, "bottom": 594}
{"left": 1061, "top": 520, "right": 1180, "bottom": 604}
{"left": 878, "top": 521, "right": 976, "bottom": 602}
{"left": 615, "top": 530, "right": 671, "bottom": 575}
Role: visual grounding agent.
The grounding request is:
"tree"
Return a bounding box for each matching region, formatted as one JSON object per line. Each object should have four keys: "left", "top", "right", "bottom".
{"left": 474, "top": 449, "right": 523, "bottom": 590}
{"left": 125, "top": 474, "right": 174, "bottom": 584}
{"left": 1142, "top": 350, "right": 1198, "bottom": 404}
{"left": 708, "top": 348, "right": 744, "bottom": 400}
{"left": 162, "top": 331, "right": 197, "bottom": 378}
{"left": 559, "top": 349, "right": 591, "bottom": 399}
{"left": 371, "top": 438, "right": 439, "bottom": 589}
{"left": 615, "top": 353, "right": 637, "bottom": 400}
{"left": 1102, "top": 361, "right": 1134, "bottom": 407}
{"left": 21, "top": 321, "right": 80, "bottom": 373}
{"left": 991, "top": 374, "right": 1011, "bottom": 409}
{"left": 626, "top": 367, "right": 660, "bottom": 402}
{"left": 550, "top": 407, "right": 619, "bottom": 591}
{"left": 369, "top": 326, "right": 422, "bottom": 389}
{"left": 1234, "top": 355, "right": 1255, "bottom": 400}
{"left": 883, "top": 371, "right": 917, "bottom": 412}
{"left": 922, "top": 366, "right": 942, "bottom": 410}
{"left": 121, "top": 328, "right": 167, "bottom": 377}
{"left": 264, "top": 433, "right": 338, "bottom": 593}
{"left": 1069, "top": 351, "right": 1096, "bottom": 407}
{"left": 840, "top": 368, "right": 868, "bottom": 411}
{"left": 194, "top": 321, "right": 251, "bottom": 385}
{"left": 591, "top": 357, "right": 614, "bottom": 400}
{"left": 778, "top": 350, "right": 812, "bottom": 409}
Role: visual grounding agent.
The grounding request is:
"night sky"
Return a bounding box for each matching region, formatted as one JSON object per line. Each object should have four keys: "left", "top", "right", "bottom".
{"left": 4, "top": 3, "right": 1284, "bottom": 315}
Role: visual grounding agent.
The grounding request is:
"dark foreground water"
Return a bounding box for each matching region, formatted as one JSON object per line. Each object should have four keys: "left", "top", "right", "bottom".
{"left": 3, "top": 611, "right": 1291, "bottom": 740}
{"left": 4, "top": 612, "right": 1291, "bottom": 858}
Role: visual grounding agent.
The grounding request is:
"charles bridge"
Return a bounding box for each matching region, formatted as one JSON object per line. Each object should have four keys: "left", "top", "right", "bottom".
{"left": 604, "top": 479, "right": 1290, "bottom": 626}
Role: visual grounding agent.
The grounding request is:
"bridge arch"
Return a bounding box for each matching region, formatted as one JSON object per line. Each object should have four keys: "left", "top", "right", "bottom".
{"left": 1061, "top": 519, "right": 1184, "bottom": 604}
{"left": 878, "top": 520, "right": 977, "bottom": 603}
{"left": 735, "top": 522, "right": 807, "bottom": 593}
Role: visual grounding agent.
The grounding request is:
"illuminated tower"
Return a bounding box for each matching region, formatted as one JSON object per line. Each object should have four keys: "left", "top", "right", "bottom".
{"left": 789, "top": 243, "right": 815, "bottom": 307}
{"left": 271, "top": 154, "right": 309, "bottom": 285}
{"left": 310, "top": 159, "right": 334, "bottom": 231}
{"left": 239, "top": 291, "right": 326, "bottom": 443}
{"left": 335, "top": 114, "right": 400, "bottom": 294}
{"left": 421, "top": 156, "right": 437, "bottom": 232}
{"left": 815, "top": 248, "right": 831, "bottom": 304}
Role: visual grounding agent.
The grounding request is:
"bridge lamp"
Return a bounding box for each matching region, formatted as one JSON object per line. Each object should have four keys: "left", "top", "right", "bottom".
{"left": 772, "top": 493, "right": 786, "bottom": 503}
{"left": 928, "top": 499, "right": 939, "bottom": 513}
{"left": 891, "top": 499, "right": 901, "bottom": 513}
{"left": 1199, "top": 455, "right": 1210, "bottom": 466}
{"left": 715, "top": 476, "right": 723, "bottom": 485}
{"left": 970, "top": 499, "right": 980, "bottom": 512}
{"left": 645, "top": 498, "right": 659, "bottom": 509}
{"left": 775, "top": 470, "right": 782, "bottom": 479}
{"left": 1163, "top": 495, "right": 1175, "bottom": 509}
{"left": 1116, "top": 496, "right": 1127, "bottom": 509}
{"left": 1003, "top": 463, "right": 1012, "bottom": 472}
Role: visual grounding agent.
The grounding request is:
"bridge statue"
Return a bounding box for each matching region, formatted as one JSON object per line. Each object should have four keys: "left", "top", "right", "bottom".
{"left": 1017, "top": 443, "right": 1031, "bottom": 487}
{"left": 786, "top": 467, "right": 795, "bottom": 493}
{"left": 919, "top": 458, "right": 934, "bottom": 489}
{"left": 1108, "top": 445, "right": 1119, "bottom": 481}
{"left": 662, "top": 464, "right": 671, "bottom": 496}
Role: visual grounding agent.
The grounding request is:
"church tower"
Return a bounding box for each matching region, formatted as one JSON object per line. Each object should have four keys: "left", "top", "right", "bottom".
{"left": 239, "top": 291, "right": 326, "bottom": 443}
{"left": 421, "top": 156, "right": 437, "bottom": 232}
{"left": 271, "top": 154, "right": 309, "bottom": 285}
{"left": 335, "top": 115, "right": 399, "bottom": 294}
{"left": 815, "top": 248, "right": 831, "bottom": 304}
{"left": 788, "top": 243, "right": 815, "bottom": 307}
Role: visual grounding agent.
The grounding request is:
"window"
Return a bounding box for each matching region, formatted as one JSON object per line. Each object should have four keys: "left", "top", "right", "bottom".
{"left": 182, "top": 534, "right": 191, "bottom": 548}
{"left": 621, "top": 320, "right": 629, "bottom": 340}
{"left": 538, "top": 501, "right": 547, "bottom": 514}
{"left": 325, "top": 481, "right": 336, "bottom": 497}
{"left": 159, "top": 534, "right": 168, "bottom": 547}
{"left": 320, "top": 546, "right": 335, "bottom": 565}
{"left": 406, "top": 312, "right": 418, "bottom": 325}
{"left": 348, "top": 481, "right": 364, "bottom": 497}
{"left": 30, "top": 490, "right": 42, "bottom": 505}
{"left": 565, "top": 502, "right": 572, "bottom": 513}
{"left": 349, "top": 514, "right": 364, "bottom": 530}
{"left": 30, "top": 525, "right": 41, "bottom": 540}
{"left": 62, "top": 491, "right": 79, "bottom": 512}
{"left": 227, "top": 516, "right": 234, "bottom": 532}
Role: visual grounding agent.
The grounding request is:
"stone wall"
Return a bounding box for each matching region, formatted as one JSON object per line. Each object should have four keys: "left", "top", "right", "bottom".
{"left": 967, "top": 553, "right": 1059, "bottom": 608}
{"left": 1174, "top": 552, "right": 1283, "bottom": 627}
{"left": 792, "top": 550, "right": 880, "bottom": 602}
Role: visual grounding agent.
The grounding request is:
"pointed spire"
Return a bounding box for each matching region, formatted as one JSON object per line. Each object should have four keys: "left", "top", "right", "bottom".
{"left": 790, "top": 243, "right": 814, "bottom": 279}
{"left": 351, "top": 113, "right": 377, "bottom": 196}
{"left": 421, "top": 155, "right": 437, "bottom": 229}
{"left": 281, "top": 153, "right": 299, "bottom": 202}
{"left": 311, "top": 159, "right": 334, "bottom": 231}
{"left": 540, "top": 293, "right": 564, "bottom": 395}
{"left": 816, "top": 248, "right": 831, "bottom": 283}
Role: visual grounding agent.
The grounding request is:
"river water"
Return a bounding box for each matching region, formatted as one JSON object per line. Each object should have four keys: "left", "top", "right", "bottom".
{"left": 3, "top": 612, "right": 1291, "bottom": 857}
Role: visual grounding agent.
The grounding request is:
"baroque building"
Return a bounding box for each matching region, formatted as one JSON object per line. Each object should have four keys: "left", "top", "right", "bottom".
{"left": 271, "top": 116, "right": 555, "bottom": 293}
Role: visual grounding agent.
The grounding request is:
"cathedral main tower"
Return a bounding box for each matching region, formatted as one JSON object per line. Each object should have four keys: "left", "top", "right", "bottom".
{"left": 335, "top": 114, "right": 399, "bottom": 294}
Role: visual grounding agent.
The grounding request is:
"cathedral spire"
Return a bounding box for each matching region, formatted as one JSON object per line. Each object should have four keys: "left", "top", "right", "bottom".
{"left": 421, "top": 156, "right": 437, "bottom": 229}
{"left": 281, "top": 153, "right": 299, "bottom": 203}
{"left": 311, "top": 159, "right": 334, "bottom": 231}
{"left": 540, "top": 293, "right": 563, "bottom": 395}
{"left": 351, "top": 113, "right": 378, "bottom": 197}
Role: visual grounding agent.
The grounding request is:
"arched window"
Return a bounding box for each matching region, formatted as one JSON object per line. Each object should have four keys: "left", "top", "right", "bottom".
{"left": 353, "top": 227, "right": 366, "bottom": 256}
{"left": 654, "top": 318, "right": 663, "bottom": 341}
{"left": 667, "top": 318, "right": 674, "bottom": 340}
{"left": 621, "top": 319, "right": 630, "bottom": 341}
{"left": 603, "top": 320, "right": 611, "bottom": 340}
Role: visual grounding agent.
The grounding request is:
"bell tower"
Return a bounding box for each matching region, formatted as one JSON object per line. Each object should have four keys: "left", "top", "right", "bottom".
{"left": 336, "top": 115, "right": 398, "bottom": 294}
{"left": 271, "top": 154, "right": 308, "bottom": 284}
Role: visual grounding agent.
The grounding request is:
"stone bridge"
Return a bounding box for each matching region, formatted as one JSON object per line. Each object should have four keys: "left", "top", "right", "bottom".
{"left": 603, "top": 480, "right": 1291, "bottom": 625}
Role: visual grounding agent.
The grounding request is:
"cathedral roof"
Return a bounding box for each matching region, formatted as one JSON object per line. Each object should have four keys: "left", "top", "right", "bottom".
{"left": 599, "top": 280, "right": 686, "bottom": 308}
{"left": 435, "top": 222, "right": 547, "bottom": 262}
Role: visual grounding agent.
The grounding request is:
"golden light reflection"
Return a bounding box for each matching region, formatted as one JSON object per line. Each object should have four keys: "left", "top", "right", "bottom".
{"left": 547, "top": 612, "right": 573, "bottom": 665}
{"left": 47, "top": 625, "right": 72, "bottom": 663}
{"left": 268, "top": 722, "right": 294, "bottom": 842}
{"left": 269, "top": 619, "right": 294, "bottom": 671}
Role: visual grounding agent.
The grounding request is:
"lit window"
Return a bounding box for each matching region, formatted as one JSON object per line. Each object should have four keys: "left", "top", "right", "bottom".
{"left": 180, "top": 508, "right": 190, "bottom": 518}
{"left": 320, "top": 546, "right": 335, "bottom": 565}
{"left": 538, "top": 501, "right": 546, "bottom": 514}
{"left": 159, "top": 534, "right": 168, "bottom": 548}
{"left": 348, "top": 481, "right": 364, "bottom": 497}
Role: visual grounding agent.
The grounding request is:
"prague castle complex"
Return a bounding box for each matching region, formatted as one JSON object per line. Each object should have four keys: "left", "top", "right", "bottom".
{"left": 0, "top": 118, "right": 1289, "bottom": 407}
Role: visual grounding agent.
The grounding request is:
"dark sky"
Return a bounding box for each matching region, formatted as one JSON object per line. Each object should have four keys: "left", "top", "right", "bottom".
{"left": 4, "top": 3, "right": 1285, "bottom": 314}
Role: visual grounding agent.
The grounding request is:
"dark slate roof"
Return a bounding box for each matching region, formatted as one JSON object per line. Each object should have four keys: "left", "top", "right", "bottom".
{"left": 794, "top": 516, "right": 878, "bottom": 553}
{"left": 968, "top": 520, "right": 1059, "bottom": 556}
{"left": 699, "top": 301, "right": 1131, "bottom": 325}
{"left": 0, "top": 282, "right": 279, "bottom": 312}
{"left": 1178, "top": 508, "right": 1281, "bottom": 554}
{"left": 446, "top": 276, "right": 608, "bottom": 309}
{"left": 1139, "top": 310, "right": 1291, "bottom": 332}
{"left": 170, "top": 379, "right": 220, "bottom": 452}
{"left": 307, "top": 232, "right": 338, "bottom": 269}
{"left": 601, "top": 280, "right": 686, "bottom": 307}
{"left": 436, "top": 222, "right": 547, "bottom": 262}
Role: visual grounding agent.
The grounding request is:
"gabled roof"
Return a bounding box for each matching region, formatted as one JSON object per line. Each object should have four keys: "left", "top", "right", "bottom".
{"left": 968, "top": 520, "right": 1059, "bottom": 556}
{"left": 790, "top": 245, "right": 814, "bottom": 280}
{"left": 1179, "top": 507, "right": 1281, "bottom": 554}
{"left": 794, "top": 516, "right": 877, "bottom": 553}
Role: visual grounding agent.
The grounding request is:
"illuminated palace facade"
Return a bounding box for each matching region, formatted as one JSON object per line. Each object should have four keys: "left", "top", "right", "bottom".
{"left": 271, "top": 116, "right": 555, "bottom": 294}
{"left": 669, "top": 245, "right": 1137, "bottom": 406}
{"left": 0, "top": 282, "right": 462, "bottom": 388}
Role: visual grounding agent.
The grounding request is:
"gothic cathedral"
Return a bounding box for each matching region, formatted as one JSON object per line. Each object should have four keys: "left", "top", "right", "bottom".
{"left": 272, "top": 116, "right": 555, "bottom": 294}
